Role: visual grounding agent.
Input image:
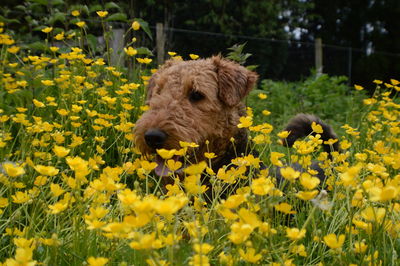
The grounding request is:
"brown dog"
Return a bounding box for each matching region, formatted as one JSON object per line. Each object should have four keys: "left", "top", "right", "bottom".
{"left": 134, "top": 56, "right": 258, "bottom": 177}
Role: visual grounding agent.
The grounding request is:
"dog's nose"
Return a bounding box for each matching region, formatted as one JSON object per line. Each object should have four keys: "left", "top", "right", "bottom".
{"left": 144, "top": 129, "right": 167, "bottom": 149}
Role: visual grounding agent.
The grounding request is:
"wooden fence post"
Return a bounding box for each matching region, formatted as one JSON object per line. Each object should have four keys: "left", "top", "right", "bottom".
{"left": 111, "top": 28, "right": 125, "bottom": 66}
{"left": 315, "top": 38, "right": 323, "bottom": 76}
{"left": 156, "top": 23, "right": 165, "bottom": 65}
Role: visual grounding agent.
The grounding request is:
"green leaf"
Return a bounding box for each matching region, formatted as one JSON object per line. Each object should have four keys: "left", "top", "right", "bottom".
{"left": 105, "top": 2, "right": 122, "bottom": 10}
{"left": 53, "top": 27, "right": 64, "bottom": 34}
{"left": 86, "top": 34, "right": 98, "bottom": 53}
{"left": 15, "top": 5, "right": 26, "bottom": 11}
{"left": 26, "top": 41, "right": 48, "bottom": 51}
{"left": 89, "top": 4, "right": 103, "bottom": 12}
{"left": 81, "top": 5, "right": 90, "bottom": 15}
{"left": 0, "top": 15, "right": 20, "bottom": 24}
{"left": 50, "top": 0, "right": 64, "bottom": 6}
{"left": 33, "top": 26, "right": 46, "bottom": 31}
{"left": 136, "top": 47, "right": 153, "bottom": 56}
{"left": 134, "top": 18, "right": 152, "bottom": 40}
{"left": 28, "top": 0, "right": 48, "bottom": 5}
{"left": 48, "top": 12, "right": 66, "bottom": 24}
{"left": 246, "top": 65, "right": 258, "bottom": 71}
{"left": 69, "top": 18, "right": 80, "bottom": 25}
{"left": 105, "top": 13, "right": 127, "bottom": 22}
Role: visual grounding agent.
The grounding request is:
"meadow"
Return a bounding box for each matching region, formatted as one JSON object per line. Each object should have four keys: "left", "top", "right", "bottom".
{"left": 1, "top": 4, "right": 400, "bottom": 266}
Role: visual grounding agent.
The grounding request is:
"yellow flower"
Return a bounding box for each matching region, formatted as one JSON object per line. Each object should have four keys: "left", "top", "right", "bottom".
{"left": 165, "top": 159, "right": 182, "bottom": 172}
{"left": 96, "top": 11, "right": 108, "bottom": 18}
{"left": 124, "top": 46, "right": 137, "bottom": 56}
{"left": 324, "top": 138, "right": 338, "bottom": 146}
{"left": 311, "top": 122, "right": 323, "bottom": 133}
{"left": 270, "top": 152, "right": 285, "bottom": 167}
{"left": 168, "top": 51, "right": 177, "bottom": 56}
{"left": 57, "top": 109, "right": 69, "bottom": 116}
{"left": 222, "top": 194, "right": 246, "bottom": 209}
{"left": 280, "top": 166, "right": 300, "bottom": 182}
{"left": 33, "top": 99, "right": 45, "bottom": 108}
{"left": 193, "top": 243, "right": 214, "bottom": 254}
{"left": 50, "top": 183, "right": 65, "bottom": 197}
{"left": 286, "top": 227, "right": 306, "bottom": 241}
{"left": 189, "top": 54, "right": 199, "bottom": 60}
{"left": 87, "top": 257, "right": 109, "bottom": 266}
{"left": 7, "top": 46, "right": 20, "bottom": 54}
{"left": 291, "top": 244, "right": 307, "bottom": 257}
{"left": 323, "top": 233, "right": 345, "bottom": 249}
{"left": 340, "top": 139, "right": 352, "bottom": 150}
{"left": 34, "top": 165, "right": 59, "bottom": 176}
{"left": 360, "top": 206, "right": 386, "bottom": 223}
{"left": 184, "top": 161, "right": 207, "bottom": 175}
{"left": 354, "top": 84, "right": 364, "bottom": 90}
{"left": 140, "top": 160, "right": 157, "bottom": 172}
{"left": 184, "top": 174, "right": 208, "bottom": 194}
{"left": 296, "top": 190, "right": 319, "bottom": 200}
{"left": 156, "top": 149, "right": 177, "bottom": 159}
{"left": 71, "top": 10, "right": 80, "bottom": 16}
{"left": 41, "top": 27, "right": 53, "bottom": 33}
{"left": 53, "top": 145, "right": 70, "bottom": 158}
{"left": 258, "top": 93, "right": 267, "bottom": 99}
{"left": 3, "top": 162, "right": 25, "bottom": 177}
{"left": 54, "top": 32, "right": 64, "bottom": 40}
{"left": 48, "top": 201, "right": 68, "bottom": 214}
{"left": 354, "top": 241, "right": 368, "bottom": 253}
{"left": 251, "top": 176, "right": 274, "bottom": 196}
{"left": 153, "top": 195, "right": 188, "bottom": 216}
{"left": 129, "top": 233, "right": 162, "bottom": 250}
{"left": 12, "top": 191, "right": 30, "bottom": 204}
{"left": 299, "top": 173, "right": 320, "bottom": 190}
{"left": 50, "top": 46, "right": 59, "bottom": 52}
{"left": 277, "top": 130, "right": 290, "bottom": 139}
{"left": 262, "top": 110, "right": 271, "bottom": 116}
{"left": 369, "top": 186, "right": 397, "bottom": 202}
{"left": 13, "top": 238, "right": 34, "bottom": 249}
{"left": 76, "top": 21, "right": 86, "bottom": 28}
{"left": 339, "top": 164, "right": 362, "bottom": 187}
{"left": 132, "top": 21, "right": 141, "bottom": 30}
{"left": 7, "top": 247, "right": 37, "bottom": 265}
{"left": 274, "top": 202, "right": 296, "bottom": 214}
{"left": 179, "top": 141, "right": 199, "bottom": 148}
{"left": 239, "top": 247, "right": 262, "bottom": 263}
{"left": 136, "top": 58, "right": 152, "bottom": 64}
{"left": 34, "top": 175, "right": 48, "bottom": 186}
{"left": 41, "top": 80, "right": 54, "bottom": 86}
{"left": 204, "top": 152, "right": 217, "bottom": 159}
{"left": 0, "top": 197, "right": 9, "bottom": 208}
{"left": 237, "top": 116, "right": 252, "bottom": 128}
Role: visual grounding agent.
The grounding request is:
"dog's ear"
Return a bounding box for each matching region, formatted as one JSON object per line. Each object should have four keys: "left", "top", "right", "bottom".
{"left": 213, "top": 56, "right": 258, "bottom": 107}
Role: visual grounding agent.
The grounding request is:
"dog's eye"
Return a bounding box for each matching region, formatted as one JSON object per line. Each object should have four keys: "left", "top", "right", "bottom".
{"left": 189, "top": 91, "right": 205, "bottom": 102}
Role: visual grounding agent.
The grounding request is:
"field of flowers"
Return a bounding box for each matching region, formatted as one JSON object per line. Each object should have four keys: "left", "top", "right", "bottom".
{"left": 1, "top": 5, "right": 400, "bottom": 266}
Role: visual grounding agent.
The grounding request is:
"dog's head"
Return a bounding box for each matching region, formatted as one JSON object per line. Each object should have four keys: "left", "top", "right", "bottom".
{"left": 134, "top": 56, "right": 258, "bottom": 176}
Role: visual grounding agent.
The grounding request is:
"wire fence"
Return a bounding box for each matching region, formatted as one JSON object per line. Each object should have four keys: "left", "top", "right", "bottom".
{"left": 160, "top": 26, "right": 400, "bottom": 85}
